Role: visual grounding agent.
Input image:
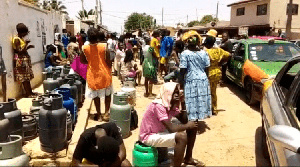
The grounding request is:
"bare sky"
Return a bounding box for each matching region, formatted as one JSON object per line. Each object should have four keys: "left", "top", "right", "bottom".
{"left": 62, "top": 0, "right": 238, "bottom": 33}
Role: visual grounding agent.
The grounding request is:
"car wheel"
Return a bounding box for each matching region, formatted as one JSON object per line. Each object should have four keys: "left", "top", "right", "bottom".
{"left": 261, "top": 120, "right": 270, "bottom": 160}
{"left": 245, "top": 79, "right": 257, "bottom": 105}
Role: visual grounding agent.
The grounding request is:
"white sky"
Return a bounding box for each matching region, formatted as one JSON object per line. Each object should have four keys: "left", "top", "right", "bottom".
{"left": 62, "top": 0, "right": 238, "bottom": 33}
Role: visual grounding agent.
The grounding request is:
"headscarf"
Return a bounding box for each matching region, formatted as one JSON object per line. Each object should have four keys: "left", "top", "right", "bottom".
{"left": 152, "top": 82, "right": 179, "bottom": 111}
{"left": 182, "top": 30, "right": 202, "bottom": 45}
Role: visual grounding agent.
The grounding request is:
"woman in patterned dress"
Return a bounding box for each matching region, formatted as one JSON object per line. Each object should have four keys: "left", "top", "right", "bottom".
{"left": 179, "top": 30, "right": 211, "bottom": 166}
{"left": 12, "top": 23, "right": 37, "bottom": 98}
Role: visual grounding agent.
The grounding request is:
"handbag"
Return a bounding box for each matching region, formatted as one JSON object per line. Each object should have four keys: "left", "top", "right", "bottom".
{"left": 70, "top": 56, "right": 87, "bottom": 80}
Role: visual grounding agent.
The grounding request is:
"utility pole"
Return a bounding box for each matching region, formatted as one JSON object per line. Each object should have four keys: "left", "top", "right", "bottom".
{"left": 81, "top": 0, "right": 84, "bottom": 12}
{"left": 98, "top": 0, "right": 102, "bottom": 25}
{"left": 196, "top": 8, "right": 198, "bottom": 21}
{"left": 187, "top": 15, "right": 188, "bottom": 25}
{"left": 286, "top": 0, "right": 293, "bottom": 39}
{"left": 95, "top": 0, "right": 99, "bottom": 25}
{"left": 162, "top": 8, "right": 164, "bottom": 27}
{"left": 216, "top": 1, "right": 219, "bottom": 20}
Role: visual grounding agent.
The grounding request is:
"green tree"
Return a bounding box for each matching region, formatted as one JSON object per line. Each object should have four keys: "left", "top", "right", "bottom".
{"left": 187, "top": 20, "right": 201, "bottom": 27}
{"left": 199, "top": 15, "right": 218, "bottom": 25}
{"left": 124, "top": 13, "right": 154, "bottom": 31}
{"left": 50, "top": 0, "right": 67, "bottom": 14}
{"left": 76, "top": 9, "right": 95, "bottom": 20}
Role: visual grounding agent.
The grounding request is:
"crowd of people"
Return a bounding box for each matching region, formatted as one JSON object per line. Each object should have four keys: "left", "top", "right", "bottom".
{"left": 12, "top": 23, "right": 233, "bottom": 166}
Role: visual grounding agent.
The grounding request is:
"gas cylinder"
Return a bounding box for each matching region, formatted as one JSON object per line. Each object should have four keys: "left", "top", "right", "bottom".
{"left": 125, "top": 77, "right": 136, "bottom": 87}
{"left": 30, "top": 97, "right": 43, "bottom": 124}
{"left": 53, "top": 71, "right": 64, "bottom": 86}
{"left": 22, "top": 114, "right": 37, "bottom": 141}
{"left": 63, "top": 64, "right": 71, "bottom": 75}
{"left": 39, "top": 94, "right": 67, "bottom": 153}
{"left": 121, "top": 81, "right": 136, "bottom": 106}
{"left": 0, "top": 99, "right": 23, "bottom": 137}
{"left": 43, "top": 72, "right": 59, "bottom": 93}
{"left": 132, "top": 141, "right": 158, "bottom": 166}
{"left": 0, "top": 135, "right": 29, "bottom": 166}
{"left": 0, "top": 104, "right": 9, "bottom": 142}
{"left": 67, "top": 112, "right": 72, "bottom": 141}
{"left": 52, "top": 67, "right": 62, "bottom": 76}
{"left": 66, "top": 74, "right": 83, "bottom": 104}
{"left": 110, "top": 92, "right": 131, "bottom": 138}
{"left": 60, "top": 79, "right": 78, "bottom": 105}
{"left": 57, "top": 88, "right": 77, "bottom": 124}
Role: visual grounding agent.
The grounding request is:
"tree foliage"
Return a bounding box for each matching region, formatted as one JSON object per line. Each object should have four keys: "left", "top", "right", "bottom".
{"left": 124, "top": 13, "right": 153, "bottom": 31}
{"left": 76, "top": 9, "right": 95, "bottom": 20}
{"left": 42, "top": 0, "right": 68, "bottom": 14}
{"left": 199, "top": 15, "right": 218, "bottom": 25}
{"left": 187, "top": 20, "right": 201, "bottom": 27}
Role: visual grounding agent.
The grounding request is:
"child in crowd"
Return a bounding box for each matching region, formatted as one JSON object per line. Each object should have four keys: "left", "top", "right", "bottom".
{"left": 120, "top": 50, "right": 141, "bottom": 85}
{"left": 115, "top": 42, "right": 125, "bottom": 79}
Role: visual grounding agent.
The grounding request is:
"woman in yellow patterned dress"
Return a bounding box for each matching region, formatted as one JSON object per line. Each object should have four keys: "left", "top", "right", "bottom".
{"left": 12, "top": 23, "right": 36, "bottom": 98}
{"left": 203, "top": 34, "right": 231, "bottom": 115}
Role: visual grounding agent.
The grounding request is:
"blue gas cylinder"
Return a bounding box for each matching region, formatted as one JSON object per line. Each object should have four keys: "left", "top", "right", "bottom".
{"left": 57, "top": 88, "right": 77, "bottom": 124}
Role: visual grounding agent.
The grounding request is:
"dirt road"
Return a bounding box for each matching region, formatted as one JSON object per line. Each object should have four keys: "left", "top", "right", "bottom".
{"left": 18, "top": 72, "right": 271, "bottom": 166}
{"left": 86, "top": 76, "right": 271, "bottom": 166}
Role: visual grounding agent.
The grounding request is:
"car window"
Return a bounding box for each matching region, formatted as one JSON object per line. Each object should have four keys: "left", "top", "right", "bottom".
{"left": 248, "top": 43, "right": 300, "bottom": 62}
{"left": 277, "top": 61, "right": 300, "bottom": 97}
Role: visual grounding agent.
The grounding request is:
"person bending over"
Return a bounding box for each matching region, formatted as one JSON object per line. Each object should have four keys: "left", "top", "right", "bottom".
{"left": 71, "top": 122, "right": 131, "bottom": 167}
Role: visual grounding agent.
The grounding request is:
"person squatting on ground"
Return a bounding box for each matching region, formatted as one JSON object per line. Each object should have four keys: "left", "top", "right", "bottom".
{"left": 12, "top": 23, "right": 38, "bottom": 98}
{"left": 139, "top": 82, "right": 206, "bottom": 167}
{"left": 67, "top": 36, "right": 79, "bottom": 63}
{"left": 80, "top": 28, "right": 112, "bottom": 122}
{"left": 142, "top": 37, "right": 156, "bottom": 97}
{"left": 120, "top": 50, "right": 142, "bottom": 85}
{"left": 71, "top": 122, "right": 131, "bottom": 167}
{"left": 203, "top": 32, "right": 231, "bottom": 115}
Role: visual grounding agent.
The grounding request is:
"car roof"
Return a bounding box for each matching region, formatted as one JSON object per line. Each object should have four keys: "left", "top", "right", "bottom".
{"left": 237, "top": 38, "right": 290, "bottom": 45}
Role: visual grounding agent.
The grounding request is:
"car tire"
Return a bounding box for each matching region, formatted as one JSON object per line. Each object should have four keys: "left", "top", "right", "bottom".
{"left": 261, "top": 120, "right": 270, "bottom": 160}
{"left": 245, "top": 79, "right": 257, "bottom": 105}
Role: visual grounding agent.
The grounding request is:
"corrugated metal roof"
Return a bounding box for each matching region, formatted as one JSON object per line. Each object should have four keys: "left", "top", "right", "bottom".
{"left": 227, "top": 0, "right": 261, "bottom": 7}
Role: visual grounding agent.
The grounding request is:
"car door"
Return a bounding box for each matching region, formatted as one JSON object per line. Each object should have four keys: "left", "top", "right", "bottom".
{"left": 227, "top": 43, "right": 245, "bottom": 85}
{"left": 262, "top": 58, "right": 300, "bottom": 166}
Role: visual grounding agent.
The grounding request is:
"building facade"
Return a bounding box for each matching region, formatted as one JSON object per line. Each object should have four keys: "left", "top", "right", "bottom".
{"left": 228, "top": 0, "right": 300, "bottom": 38}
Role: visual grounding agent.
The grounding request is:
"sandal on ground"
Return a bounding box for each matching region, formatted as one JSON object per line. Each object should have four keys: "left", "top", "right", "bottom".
{"left": 93, "top": 114, "right": 101, "bottom": 121}
{"left": 102, "top": 113, "right": 110, "bottom": 122}
{"left": 25, "top": 94, "right": 38, "bottom": 98}
{"left": 144, "top": 93, "right": 149, "bottom": 97}
{"left": 184, "top": 158, "right": 206, "bottom": 167}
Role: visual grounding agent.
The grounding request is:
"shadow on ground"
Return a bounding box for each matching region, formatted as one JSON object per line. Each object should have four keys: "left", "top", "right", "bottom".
{"left": 220, "top": 82, "right": 260, "bottom": 112}
{"left": 255, "top": 127, "right": 271, "bottom": 166}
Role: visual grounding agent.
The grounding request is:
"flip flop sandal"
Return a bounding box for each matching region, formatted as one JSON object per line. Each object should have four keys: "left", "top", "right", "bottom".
{"left": 184, "top": 158, "right": 206, "bottom": 167}
{"left": 102, "top": 114, "right": 110, "bottom": 122}
{"left": 144, "top": 93, "right": 149, "bottom": 97}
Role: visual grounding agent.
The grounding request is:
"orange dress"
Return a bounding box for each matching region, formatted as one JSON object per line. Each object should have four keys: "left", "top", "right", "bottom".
{"left": 83, "top": 43, "right": 112, "bottom": 90}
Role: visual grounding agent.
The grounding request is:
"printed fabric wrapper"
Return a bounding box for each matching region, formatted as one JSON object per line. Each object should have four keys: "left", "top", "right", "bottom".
{"left": 243, "top": 60, "right": 268, "bottom": 82}
{"left": 70, "top": 56, "right": 87, "bottom": 80}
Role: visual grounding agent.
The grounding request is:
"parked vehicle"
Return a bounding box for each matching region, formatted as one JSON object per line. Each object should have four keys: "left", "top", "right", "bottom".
{"left": 290, "top": 39, "right": 300, "bottom": 48}
{"left": 225, "top": 38, "right": 300, "bottom": 104}
{"left": 260, "top": 56, "right": 300, "bottom": 166}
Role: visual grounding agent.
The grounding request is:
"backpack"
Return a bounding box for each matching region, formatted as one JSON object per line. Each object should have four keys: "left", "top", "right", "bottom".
{"left": 130, "top": 108, "right": 138, "bottom": 130}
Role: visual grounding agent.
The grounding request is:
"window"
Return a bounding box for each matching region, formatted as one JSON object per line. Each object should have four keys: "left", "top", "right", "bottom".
{"left": 287, "top": 4, "right": 299, "bottom": 15}
{"left": 277, "top": 61, "right": 300, "bottom": 97}
{"left": 236, "top": 7, "right": 245, "bottom": 16}
{"left": 257, "top": 4, "right": 268, "bottom": 15}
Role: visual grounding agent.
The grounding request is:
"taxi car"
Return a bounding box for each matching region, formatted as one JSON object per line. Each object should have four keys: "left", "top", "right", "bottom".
{"left": 225, "top": 39, "right": 300, "bottom": 104}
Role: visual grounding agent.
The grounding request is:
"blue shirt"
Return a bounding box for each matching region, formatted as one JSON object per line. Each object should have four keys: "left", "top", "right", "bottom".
{"left": 179, "top": 50, "right": 210, "bottom": 81}
{"left": 45, "top": 51, "right": 53, "bottom": 68}
{"left": 160, "top": 36, "right": 174, "bottom": 58}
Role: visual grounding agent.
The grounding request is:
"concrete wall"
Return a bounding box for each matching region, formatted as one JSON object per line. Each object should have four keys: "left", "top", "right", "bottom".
{"left": 269, "top": 0, "right": 300, "bottom": 32}
{"left": 230, "top": 0, "right": 270, "bottom": 26}
{"left": 0, "top": 0, "right": 63, "bottom": 98}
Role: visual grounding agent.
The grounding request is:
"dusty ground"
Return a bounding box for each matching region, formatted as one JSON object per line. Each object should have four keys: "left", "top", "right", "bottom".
{"left": 18, "top": 69, "right": 271, "bottom": 166}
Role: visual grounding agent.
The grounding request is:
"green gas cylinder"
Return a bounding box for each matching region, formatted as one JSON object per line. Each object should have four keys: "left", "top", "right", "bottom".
{"left": 110, "top": 92, "right": 131, "bottom": 138}
{"left": 132, "top": 142, "right": 158, "bottom": 167}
